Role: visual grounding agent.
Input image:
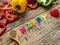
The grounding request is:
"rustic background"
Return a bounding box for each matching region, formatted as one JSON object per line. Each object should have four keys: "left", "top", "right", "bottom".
{"left": 0, "top": 0, "right": 60, "bottom": 45}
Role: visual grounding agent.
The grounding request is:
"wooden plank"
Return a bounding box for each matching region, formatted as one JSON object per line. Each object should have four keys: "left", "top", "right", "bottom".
{"left": 3, "top": 0, "right": 60, "bottom": 33}
{"left": 0, "top": 5, "right": 60, "bottom": 45}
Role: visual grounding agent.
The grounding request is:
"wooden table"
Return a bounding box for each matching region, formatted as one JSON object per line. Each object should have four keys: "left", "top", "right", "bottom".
{"left": 0, "top": 0, "right": 60, "bottom": 45}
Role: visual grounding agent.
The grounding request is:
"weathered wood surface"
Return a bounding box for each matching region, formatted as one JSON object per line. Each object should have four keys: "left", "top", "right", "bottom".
{"left": 0, "top": 0, "right": 60, "bottom": 45}
{"left": 2, "top": 0, "right": 60, "bottom": 33}
{"left": 0, "top": 4, "right": 60, "bottom": 45}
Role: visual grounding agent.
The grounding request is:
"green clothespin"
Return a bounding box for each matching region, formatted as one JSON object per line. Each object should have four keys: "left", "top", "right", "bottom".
{"left": 27, "top": 23, "right": 33, "bottom": 33}
{"left": 42, "top": 15, "right": 48, "bottom": 24}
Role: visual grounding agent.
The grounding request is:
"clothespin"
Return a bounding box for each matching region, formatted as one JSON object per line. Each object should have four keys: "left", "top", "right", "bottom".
{"left": 19, "top": 26, "right": 31, "bottom": 36}
{"left": 42, "top": 15, "right": 48, "bottom": 24}
{"left": 30, "top": 19, "right": 40, "bottom": 29}
{"left": 26, "top": 23, "right": 33, "bottom": 33}
{"left": 36, "top": 17, "right": 45, "bottom": 27}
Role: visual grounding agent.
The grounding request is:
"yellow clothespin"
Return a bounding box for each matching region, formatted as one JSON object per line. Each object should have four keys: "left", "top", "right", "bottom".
{"left": 42, "top": 15, "right": 48, "bottom": 24}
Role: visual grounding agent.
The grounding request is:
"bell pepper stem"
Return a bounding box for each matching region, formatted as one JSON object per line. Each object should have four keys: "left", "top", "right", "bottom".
{"left": 13, "top": 8, "right": 19, "bottom": 12}
{"left": 13, "top": 5, "right": 20, "bottom": 12}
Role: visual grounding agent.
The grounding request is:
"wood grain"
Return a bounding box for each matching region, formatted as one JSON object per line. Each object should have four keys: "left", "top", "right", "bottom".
{"left": 0, "top": 0, "right": 60, "bottom": 45}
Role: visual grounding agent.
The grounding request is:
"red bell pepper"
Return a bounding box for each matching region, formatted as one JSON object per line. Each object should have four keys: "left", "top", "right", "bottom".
{"left": 0, "top": 3, "right": 4, "bottom": 7}
{"left": 5, "top": 11, "right": 19, "bottom": 22}
{"left": 0, "top": 18, "right": 8, "bottom": 25}
{"left": 0, "top": 9, "right": 5, "bottom": 19}
{"left": 1, "top": 8, "right": 12, "bottom": 11}
{"left": 0, "top": 13, "right": 4, "bottom": 19}
{"left": 0, "top": 22, "right": 6, "bottom": 36}
{"left": 2, "top": 1, "right": 12, "bottom": 6}
{"left": 27, "top": 2, "right": 38, "bottom": 9}
{"left": 27, "top": 0, "right": 37, "bottom": 4}
{"left": 3, "top": 19, "right": 7, "bottom": 25}
{"left": 1, "top": 2, "right": 12, "bottom": 11}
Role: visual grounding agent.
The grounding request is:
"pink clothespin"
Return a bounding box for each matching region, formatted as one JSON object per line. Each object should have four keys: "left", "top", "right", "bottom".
{"left": 19, "top": 26, "right": 31, "bottom": 36}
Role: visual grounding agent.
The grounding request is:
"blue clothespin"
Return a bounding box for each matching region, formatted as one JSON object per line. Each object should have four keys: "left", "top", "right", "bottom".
{"left": 36, "top": 17, "right": 41, "bottom": 23}
{"left": 36, "top": 17, "right": 45, "bottom": 27}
